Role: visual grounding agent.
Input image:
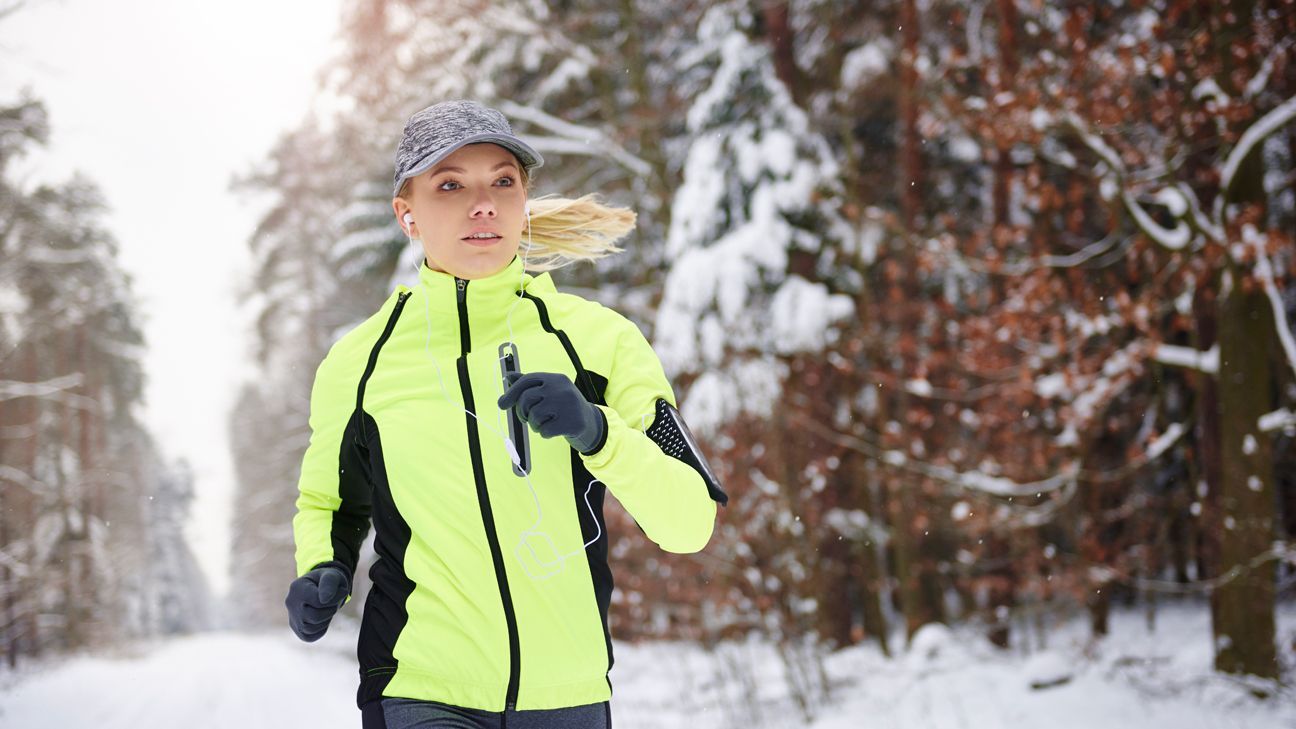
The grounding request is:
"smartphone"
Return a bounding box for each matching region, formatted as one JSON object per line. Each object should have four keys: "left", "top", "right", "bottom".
{"left": 499, "top": 341, "right": 532, "bottom": 476}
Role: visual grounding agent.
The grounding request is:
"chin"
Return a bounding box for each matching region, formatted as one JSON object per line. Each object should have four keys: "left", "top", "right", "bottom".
{"left": 452, "top": 247, "right": 518, "bottom": 279}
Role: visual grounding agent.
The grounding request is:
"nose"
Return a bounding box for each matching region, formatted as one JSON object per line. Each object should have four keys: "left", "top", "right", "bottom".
{"left": 470, "top": 192, "right": 496, "bottom": 218}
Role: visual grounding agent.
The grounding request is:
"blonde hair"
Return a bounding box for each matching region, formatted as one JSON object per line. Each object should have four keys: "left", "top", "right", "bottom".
{"left": 516, "top": 192, "right": 635, "bottom": 272}
{"left": 396, "top": 162, "right": 635, "bottom": 273}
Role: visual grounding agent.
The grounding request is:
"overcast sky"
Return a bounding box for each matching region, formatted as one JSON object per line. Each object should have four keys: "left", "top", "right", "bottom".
{"left": 1, "top": 0, "right": 345, "bottom": 600}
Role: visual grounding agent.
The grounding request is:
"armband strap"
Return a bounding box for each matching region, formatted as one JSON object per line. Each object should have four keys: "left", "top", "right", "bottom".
{"left": 644, "top": 398, "right": 728, "bottom": 506}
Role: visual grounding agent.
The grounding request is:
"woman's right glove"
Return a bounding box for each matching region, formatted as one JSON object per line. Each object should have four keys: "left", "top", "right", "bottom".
{"left": 285, "top": 562, "right": 351, "bottom": 642}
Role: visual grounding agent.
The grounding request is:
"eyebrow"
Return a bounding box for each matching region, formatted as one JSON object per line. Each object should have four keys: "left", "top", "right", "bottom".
{"left": 428, "top": 160, "right": 519, "bottom": 177}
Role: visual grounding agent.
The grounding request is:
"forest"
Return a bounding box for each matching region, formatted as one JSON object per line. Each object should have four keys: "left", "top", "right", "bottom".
{"left": 3, "top": 0, "right": 1295, "bottom": 718}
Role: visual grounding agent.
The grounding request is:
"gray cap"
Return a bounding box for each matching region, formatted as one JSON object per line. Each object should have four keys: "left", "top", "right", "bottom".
{"left": 392, "top": 99, "right": 544, "bottom": 198}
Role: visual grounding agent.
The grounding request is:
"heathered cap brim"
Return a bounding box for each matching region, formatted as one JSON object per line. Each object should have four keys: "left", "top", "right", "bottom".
{"left": 394, "top": 134, "right": 543, "bottom": 198}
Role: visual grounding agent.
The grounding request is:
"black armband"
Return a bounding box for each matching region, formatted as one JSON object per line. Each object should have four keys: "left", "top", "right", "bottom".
{"left": 644, "top": 398, "right": 728, "bottom": 506}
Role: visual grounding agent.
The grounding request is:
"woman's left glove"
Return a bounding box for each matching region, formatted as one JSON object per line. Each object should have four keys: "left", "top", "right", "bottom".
{"left": 498, "top": 371, "right": 607, "bottom": 455}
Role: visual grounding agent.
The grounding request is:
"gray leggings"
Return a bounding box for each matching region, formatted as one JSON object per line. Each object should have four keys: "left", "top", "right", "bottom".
{"left": 362, "top": 697, "right": 611, "bottom": 729}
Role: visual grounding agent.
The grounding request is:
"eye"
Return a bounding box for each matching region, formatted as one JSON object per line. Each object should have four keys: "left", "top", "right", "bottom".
{"left": 496, "top": 175, "right": 515, "bottom": 186}
{"left": 437, "top": 179, "right": 461, "bottom": 191}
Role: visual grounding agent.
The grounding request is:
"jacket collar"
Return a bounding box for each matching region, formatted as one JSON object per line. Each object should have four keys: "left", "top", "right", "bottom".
{"left": 415, "top": 252, "right": 555, "bottom": 317}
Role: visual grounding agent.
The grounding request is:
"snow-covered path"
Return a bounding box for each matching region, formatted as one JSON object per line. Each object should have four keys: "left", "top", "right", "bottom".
{"left": 0, "top": 629, "right": 360, "bottom": 729}
{"left": 1, "top": 606, "right": 1293, "bottom": 729}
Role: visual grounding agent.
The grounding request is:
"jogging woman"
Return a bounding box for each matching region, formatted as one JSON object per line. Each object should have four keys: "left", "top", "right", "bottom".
{"left": 284, "top": 99, "right": 727, "bottom": 729}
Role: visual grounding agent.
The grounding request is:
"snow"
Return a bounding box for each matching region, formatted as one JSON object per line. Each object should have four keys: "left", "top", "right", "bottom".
{"left": 1220, "top": 94, "right": 1296, "bottom": 213}
{"left": 1055, "top": 423, "right": 1079, "bottom": 447}
{"left": 839, "top": 39, "right": 893, "bottom": 89}
{"left": 1153, "top": 343, "right": 1219, "bottom": 375}
{"left": 769, "top": 276, "right": 854, "bottom": 354}
{"left": 1143, "top": 423, "right": 1187, "bottom": 462}
{"left": 0, "top": 629, "right": 359, "bottom": 729}
{"left": 905, "top": 378, "right": 933, "bottom": 397}
{"left": 679, "top": 357, "right": 786, "bottom": 437}
{"left": 1034, "top": 372, "right": 1067, "bottom": 399}
{"left": 1122, "top": 190, "right": 1191, "bottom": 250}
{"left": 948, "top": 135, "right": 981, "bottom": 163}
{"left": 6, "top": 606, "right": 1291, "bottom": 728}
{"left": 1150, "top": 187, "right": 1188, "bottom": 217}
{"left": 1243, "top": 223, "right": 1296, "bottom": 384}
{"left": 533, "top": 56, "right": 591, "bottom": 100}
{"left": 1191, "top": 77, "right": 1231, "bottom": 106}
{"left": 1259, "top": 408, "right": 1296, "bottom": 433}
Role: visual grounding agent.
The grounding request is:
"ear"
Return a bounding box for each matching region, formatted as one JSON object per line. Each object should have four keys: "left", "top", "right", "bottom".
{"left": 393, "top": 200, "right": 414, "bottom": 235}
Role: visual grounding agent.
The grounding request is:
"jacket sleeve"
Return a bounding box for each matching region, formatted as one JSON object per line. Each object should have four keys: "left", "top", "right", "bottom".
{"left": 290, "top": 345, "right": 370, "bottom": 606}
{"left": 578, "top": 314, "right": 718, "bottom": 553}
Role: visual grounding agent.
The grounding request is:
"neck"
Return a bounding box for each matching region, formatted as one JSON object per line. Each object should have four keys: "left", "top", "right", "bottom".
{"left": 416, "top": 253, "right": 531, "bottom": 316}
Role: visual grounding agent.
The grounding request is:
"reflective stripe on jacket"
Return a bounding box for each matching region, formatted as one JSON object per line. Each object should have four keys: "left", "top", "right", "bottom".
{"left": 291, "top": 252, "right": 719, "bottom": 712}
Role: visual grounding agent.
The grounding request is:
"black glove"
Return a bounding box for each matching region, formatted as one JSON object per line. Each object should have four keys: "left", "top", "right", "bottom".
{"left": 497, "top": 371, "right": 607, "bottom": 455}
{"left": 285, "top": 562, "right": 351, "bottom": 642}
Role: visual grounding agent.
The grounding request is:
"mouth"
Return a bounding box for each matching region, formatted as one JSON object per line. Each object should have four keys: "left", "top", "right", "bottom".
{"left": 462, "top": 232, "right": 502, "bottom": 245}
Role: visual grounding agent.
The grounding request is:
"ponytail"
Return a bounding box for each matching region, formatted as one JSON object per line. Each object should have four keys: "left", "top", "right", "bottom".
{"left": 518, "top": 192, "right": 635, "bottom": 272}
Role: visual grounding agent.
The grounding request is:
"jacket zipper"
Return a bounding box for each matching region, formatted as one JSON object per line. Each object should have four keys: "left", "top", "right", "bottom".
{"left": 455, "top": 277, "right": 522, "bottom": 712}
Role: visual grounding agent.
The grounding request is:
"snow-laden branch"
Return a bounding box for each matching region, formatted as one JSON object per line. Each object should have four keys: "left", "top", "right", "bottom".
{"left": 1243, "top": 38, "right": 1293, "bottom": 101}
{"left": 1073, "top": 422, "right": 1191, "bottom": 484}
{"left": 1259, "top": 408, "right": 1296, "bottom": 433}
{"left": 0, "top": 464, "right": 52, "bottom": 496}
{"left": 1120, "top": 189, "right": 1191, "bottom": 250}
{"left": 14, "top": 246, "right": 100, "bottom": 266}
{"left": 945, "top": 231, "right": 1133, "bottom": 276}
{"left": 1216, "top": 93, "right": 1296, "bottom": 221}
{"left": 0, "top": 373, "right": 84, "bottom": 402}
{"left": 0, "top": 543, "right": 30, "bottom": 578}
{"left": 1147, "top": 422, "right": 1188, "bottom": 461}
{"left": 1060, "top": 110, "right": 1125, "bottom": 173}
{"left": 1245, "top": 224, "right": 1296, "bottom": 383}
{"left": 1176, "top": 181, "right": 1224, "bottom": 243}
{"left": 792, "top": 410, "right": 1079, "bottom": 499}
{"left": 1110, "top": 540, "right": 1295, "bottom": 595}
{"left": 1059, "top": 110, "right": 1200, "bottom": 252}
{"left": 495, "top": 100, "right": 653, "bottom": 178}
{"left": 1153, "top": 343, "right": 1219, "bottom": 374}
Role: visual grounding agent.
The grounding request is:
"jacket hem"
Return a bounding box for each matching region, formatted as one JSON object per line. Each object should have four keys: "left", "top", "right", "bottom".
{"left": 370, "top": 665, "right": 612, "bottom": 712}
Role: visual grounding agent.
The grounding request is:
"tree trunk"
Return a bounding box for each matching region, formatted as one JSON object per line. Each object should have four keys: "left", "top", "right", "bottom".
{"left": 857, "top": 453, "right": 891, "bottom": 657}
{"left": 1212, "top": 275, "right": 1278, "bottom": 679}
{"left": 990, "top": 0, "right": 1017, "bottom": 228}
{"left": 985, "top": 530, "right": 1015, "bottom": 648}
{"left": 897, "top": 0, "right": 922, "bottom": 228}
{"left": 761, "top": 1, "right": 806, "bottom": 107}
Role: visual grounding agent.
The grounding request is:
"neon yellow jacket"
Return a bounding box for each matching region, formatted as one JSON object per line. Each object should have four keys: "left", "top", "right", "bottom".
{"left": 291, "top": 253, "right": 722, "bottom": 712}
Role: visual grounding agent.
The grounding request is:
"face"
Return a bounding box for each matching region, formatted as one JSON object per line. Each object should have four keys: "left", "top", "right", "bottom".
{"left": 392, "top": 142, "right": 528, "bottom": 280}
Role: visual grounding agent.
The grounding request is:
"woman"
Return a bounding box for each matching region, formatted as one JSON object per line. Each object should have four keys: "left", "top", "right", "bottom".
{"left": 284, "top": 99, "right": 728, "bottom": 729}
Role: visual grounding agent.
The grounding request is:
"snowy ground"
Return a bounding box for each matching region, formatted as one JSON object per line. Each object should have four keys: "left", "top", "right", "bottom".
{"left": 1, "top": 603, "right": 1293, "bottom": 728}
